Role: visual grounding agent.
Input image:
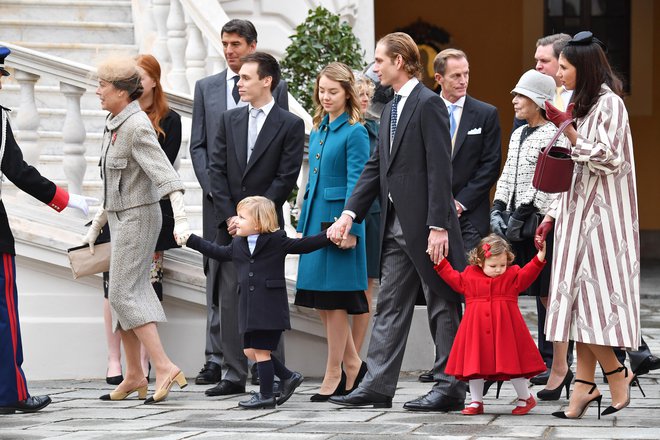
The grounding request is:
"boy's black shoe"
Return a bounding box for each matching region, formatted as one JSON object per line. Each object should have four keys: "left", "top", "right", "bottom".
{"left": 238, "top": 392, "right": 276, "bottom": 409}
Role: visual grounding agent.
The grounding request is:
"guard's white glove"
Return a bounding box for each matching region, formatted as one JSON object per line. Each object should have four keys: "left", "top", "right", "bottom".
{"left": 67, "top": 193, "right": 99, "bottom": 217}
{"left": 82, "top": 208, "right": 107, "bottom": 254}
{"left": 169, "top": 190, "right": 190, "bottom": 246}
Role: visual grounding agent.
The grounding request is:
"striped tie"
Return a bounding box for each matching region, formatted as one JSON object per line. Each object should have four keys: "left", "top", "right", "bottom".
{"left": 390, "top": 93, "right": 401, "bottom": 147}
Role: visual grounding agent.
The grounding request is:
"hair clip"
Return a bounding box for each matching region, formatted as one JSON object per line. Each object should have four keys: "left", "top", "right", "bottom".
{"left": 482, "top": 243, "right": 492, "bottom": 258}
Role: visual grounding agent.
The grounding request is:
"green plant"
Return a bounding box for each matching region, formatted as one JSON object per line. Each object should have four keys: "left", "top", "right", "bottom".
{"left": 281, "top": 6, "right": 365, "bottom": 113}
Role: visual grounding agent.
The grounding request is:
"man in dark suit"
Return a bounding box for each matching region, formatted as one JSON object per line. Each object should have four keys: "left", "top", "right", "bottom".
{"left": 418, "top": 49, "right": 501, "bottom": 384}
{"left": 327, "top": 32, "right": 467, "bottom": 411}
{"left": 189, "top": 19, "right": 289, "bottom": 388}
{"left": 205, "top": 52, "right": 304, "bottom": 396}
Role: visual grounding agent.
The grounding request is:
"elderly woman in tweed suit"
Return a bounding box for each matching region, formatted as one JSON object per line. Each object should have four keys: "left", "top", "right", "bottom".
{"left": 83, "top": 55, "right": 190, "bottom": 405}
{"left": 537, "top": 32, "right": 641, "bottom": 419}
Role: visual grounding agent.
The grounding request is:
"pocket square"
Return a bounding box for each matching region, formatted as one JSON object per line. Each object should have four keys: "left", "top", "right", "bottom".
{"left": 467, "top": 127, "right": 482, "bottom": 135}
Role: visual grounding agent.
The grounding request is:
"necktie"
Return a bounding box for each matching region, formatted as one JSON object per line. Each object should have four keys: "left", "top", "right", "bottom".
{"left": 390, "top": 93, "right": 401, "bottom": 147}
{"left": 448, "top": 104, "right": 457, "bottom": 141}
{"left": 232, "top": 75, "right": 240, "bottom": 104}
{"left": 554, "top": 87, "right": 565, "bottom": 111}
{"left": 247, "top": 108, "right": 262, "bottom": 162}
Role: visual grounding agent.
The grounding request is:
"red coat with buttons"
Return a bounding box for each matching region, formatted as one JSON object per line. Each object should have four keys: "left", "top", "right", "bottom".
{"left": 435, "top": 256, "right": 547, "bottom": 381}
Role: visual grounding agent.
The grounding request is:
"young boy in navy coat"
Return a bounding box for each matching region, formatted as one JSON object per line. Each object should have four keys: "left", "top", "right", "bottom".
{"left": 181, "top": 196, "right": 333, "bottom": 409}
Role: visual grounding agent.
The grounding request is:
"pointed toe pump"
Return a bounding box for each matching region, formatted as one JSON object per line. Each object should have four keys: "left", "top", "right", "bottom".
{"left": 601, "top": 366, "right": 645, "bottom": 416}
{"left": 483, "top": 380, "right": 504, "bottom": 399}
{"left": 537, "top": 370, "right": 574, "bottom": 401}
{"left": 100, "top": 384, "right": 148, "bottom": 401}
{"left": 551, "top": 379, "right": 602, "bottom": 419}
{"left": 144, "top": 369, "right": 187, "bottom": 404}
{"left": 311, "top": 371, "right": 347, "bottom": 402}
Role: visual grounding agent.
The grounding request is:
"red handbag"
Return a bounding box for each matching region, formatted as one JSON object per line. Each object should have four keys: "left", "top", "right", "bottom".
{"left": 532, "top": 120, "right": 575, "bottom": 193}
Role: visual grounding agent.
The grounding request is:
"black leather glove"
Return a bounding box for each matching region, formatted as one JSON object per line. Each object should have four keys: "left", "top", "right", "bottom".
{"left": 506, "top": 204, "right": 537, "bottom": 242}
{"left": 490, "top": 201, "right": 507, "bottom": 238}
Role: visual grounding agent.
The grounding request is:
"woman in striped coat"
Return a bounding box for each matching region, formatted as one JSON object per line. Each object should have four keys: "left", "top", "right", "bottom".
{"left": 537, "top": 32, "right": 641, "bottom": 419}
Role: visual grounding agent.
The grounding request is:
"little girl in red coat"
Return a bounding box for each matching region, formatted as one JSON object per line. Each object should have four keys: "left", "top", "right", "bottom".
{"left": 435, "top": 234, "right": 547, "bottom": 416}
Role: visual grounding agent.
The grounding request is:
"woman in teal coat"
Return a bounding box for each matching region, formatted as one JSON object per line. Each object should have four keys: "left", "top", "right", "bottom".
{"left": 295, "top": 62, "right": 370, "bottom": 401}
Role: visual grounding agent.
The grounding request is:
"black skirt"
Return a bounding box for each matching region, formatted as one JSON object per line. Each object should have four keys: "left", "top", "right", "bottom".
{"left": 295, "top": 289, "right": 369, "bottom": 315}
{"left": 512, "top": 224, "right": 554, "bottom": 297}
{"left": 243, "top": 330, "right": 282, "bottom": 350}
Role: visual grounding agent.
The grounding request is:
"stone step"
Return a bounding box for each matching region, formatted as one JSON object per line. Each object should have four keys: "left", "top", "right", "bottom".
{"left": 0, "top": 19, "right": 135, "bottom": 45}
{"left": 11, "top": 42, "right": 139, "bottom": 66}
{"left": 10, "top": 0, "right": 129, "bottom": 16}
{"left": 2, "top": 0, "right": 132, "bottom": 22}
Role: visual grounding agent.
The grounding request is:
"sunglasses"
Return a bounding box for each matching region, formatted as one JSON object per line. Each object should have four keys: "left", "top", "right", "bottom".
{"left": 568, "top": 31, "right": 608, "bottom": 52}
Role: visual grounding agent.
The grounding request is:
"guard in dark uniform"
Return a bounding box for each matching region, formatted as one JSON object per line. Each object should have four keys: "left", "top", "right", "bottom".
{"left": 0, "top": 46, "right": 93, "bottom": 414}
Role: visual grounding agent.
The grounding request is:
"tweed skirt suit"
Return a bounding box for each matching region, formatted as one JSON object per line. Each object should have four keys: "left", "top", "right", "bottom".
{"left": 100, "top": 100, "right": 184, "bottom": 331}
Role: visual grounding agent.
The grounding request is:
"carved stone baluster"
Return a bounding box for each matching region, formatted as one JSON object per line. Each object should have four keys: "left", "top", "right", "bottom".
{"left": 139, "top": 0, "right": 156, "bottom": 53}
{"left": 59, "top": 83, "right": 87, "bottom": 196}
{"left": 184, "top": 12, "right": 207, "bottom": 92}
{"left": 152, "top": 0, "right": 171, "bottom": 84}
{"left": 166, "top": 0, "right": 188, "bottom": 93}
{"left": 13, "top": 70, "right": 41, "bottom": 167}
{"left": 207, "top": 40, "right": 225, "bottom": 74}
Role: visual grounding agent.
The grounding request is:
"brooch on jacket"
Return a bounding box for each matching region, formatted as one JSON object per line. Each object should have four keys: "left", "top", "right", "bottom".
{"left": 111, "top": 132, "right": 117, "bottom": 145}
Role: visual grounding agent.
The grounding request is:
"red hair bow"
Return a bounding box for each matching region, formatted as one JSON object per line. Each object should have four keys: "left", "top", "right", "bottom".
{"left": 482, "top": 243, "right": 492, "bottom": 258}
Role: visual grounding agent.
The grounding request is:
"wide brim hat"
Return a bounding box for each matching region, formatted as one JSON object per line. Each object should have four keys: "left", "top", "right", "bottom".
{"left": 0, "top": 46, "right": 11, "bottom": 77}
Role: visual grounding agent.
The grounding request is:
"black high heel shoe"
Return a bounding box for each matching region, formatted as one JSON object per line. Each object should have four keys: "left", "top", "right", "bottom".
{"left": 346, "top": 362, "right": 368, "bottom": 394}
{"left": 601, "top": 366, "right": 645, "bottom": 416}
{"left": 483, "top": 380, "right": 503, "bottom": 399}
{"left": 311, "top": 371, "right": 347, "bottom": 402}
{"left": 552, "top": 379, "right": 602, "bottom": 419}
{"left": 537, "top": 369, "right": 573, "bottom": 401}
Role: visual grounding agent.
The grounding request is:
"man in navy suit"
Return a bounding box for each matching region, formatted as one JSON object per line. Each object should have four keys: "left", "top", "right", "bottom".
{"left": 189, "top": 19, "right": 289, "bottom": 389}
{"left": 205, "top": 52, "right": 304, "bottom": 396}
{"left": 418, "top": 49, "right": 501, "bottom": 384}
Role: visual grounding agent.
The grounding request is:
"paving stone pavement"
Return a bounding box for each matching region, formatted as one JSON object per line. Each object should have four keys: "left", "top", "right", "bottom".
{"left": 2, "top": 260, "right": 659, "bottom": 439}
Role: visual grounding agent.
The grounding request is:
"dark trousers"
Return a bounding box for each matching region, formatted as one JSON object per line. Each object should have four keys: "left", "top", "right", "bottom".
{"left": 0, "top": 254, "right": 29, "bottom": 405}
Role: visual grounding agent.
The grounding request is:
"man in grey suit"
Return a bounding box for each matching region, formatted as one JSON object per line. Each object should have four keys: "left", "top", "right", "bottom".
{"left": 189, "top": 19, "right": 289, "bottom": 391}
{"left": 418, "top": 49, "right": 501, "bottom": 384}
{"left": 327, "top": 32, "right": 467, "bottom": 411}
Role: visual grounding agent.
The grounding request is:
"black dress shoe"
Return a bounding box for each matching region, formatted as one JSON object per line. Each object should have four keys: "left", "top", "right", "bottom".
{"left": 328, "top": 387, "right": 392, "bottom": 408}
{"left": 418, "top": 370, "right": 436, "bottom": 383}
{"left": 276, "top": 372, "right": 304, "bottom": 405}
{"left": 403, "top": 389, "right": 464, "bottom": 412}
{"left": 205, "top": 379, "right": 245, "bottom": 396}
{"left": 250, "top": 362, "right": 260, "bottom": 386}
{"left": 633, "top": 355, "right": 660, "bottom": 376}
{"left": 530, "top": 369, "right": 550, "bottom": 386}
{"left": 238, "top": 392, "right": 276, "bottom": 409}
{"left": 195, "top": 361, "right": 222, "bottom": 385}
{"left": 106, "top": 374, "right": 123, "bottom": 386}
{"left": 0, "top": 395, "right": 52, "bottom": 414}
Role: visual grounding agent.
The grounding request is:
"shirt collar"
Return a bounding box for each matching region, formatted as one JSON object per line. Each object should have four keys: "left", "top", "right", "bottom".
{"left": 249, "top": 98, "right": 276, "bottom": 117}
{"left": 227, "top": 68, "right": 239, "bottom": 82}
{"left": 440, "top": 94, "right": 466, "bottom": 109}
{"left": 395, "top": 77, "right": 419, "bottom": 98}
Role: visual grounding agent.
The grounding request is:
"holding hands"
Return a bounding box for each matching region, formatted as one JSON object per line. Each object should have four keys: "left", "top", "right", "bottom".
{"left": 426, "top": 229, "right": 449, "bottom": 265}
{"left": 534, "top": 220, "right": 553, "bottom": 251}
{"left": 327, "top": 214, "right": 354, "bottom": 246}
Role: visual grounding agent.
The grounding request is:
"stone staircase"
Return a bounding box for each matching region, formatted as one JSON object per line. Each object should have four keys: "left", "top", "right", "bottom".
{"left": 0, "top": 0, "right": 203, "bottom": 232}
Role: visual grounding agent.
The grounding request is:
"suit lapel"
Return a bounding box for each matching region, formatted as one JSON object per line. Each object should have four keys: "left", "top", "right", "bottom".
{"left": 244, "top": 105, "right": 283, "bottom": 176}
{"left": 452, "top": 96, "right": 473, "bottom": 160}
{"left": 251, "top": 233, "right": 271, "bottom": 257}
{"left": 231, "top": 108, "right": 249, "bottom": 172}
{"left": 217, "top": 70, "right": 228, "bottom": 112}
{"left": 388, "top": 84, "right": 421, "bottom": 168}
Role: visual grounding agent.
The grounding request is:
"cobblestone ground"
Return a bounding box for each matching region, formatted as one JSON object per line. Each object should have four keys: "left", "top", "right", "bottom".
{"left": 2, "top": 261, "right": 659, "bottom": 439}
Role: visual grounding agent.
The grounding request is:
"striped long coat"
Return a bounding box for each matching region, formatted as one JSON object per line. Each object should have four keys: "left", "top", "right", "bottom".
{"left": 545, "top": 85, "right": 640, "bottom": 350}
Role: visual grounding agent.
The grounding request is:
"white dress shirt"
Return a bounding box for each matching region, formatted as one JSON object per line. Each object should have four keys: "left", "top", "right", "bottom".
{"left": 226, "top": 68, "right": 248, "bottom": 110}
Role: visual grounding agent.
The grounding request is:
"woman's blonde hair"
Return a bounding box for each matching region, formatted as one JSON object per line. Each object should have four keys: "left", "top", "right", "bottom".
{"left": 97, "top": 54, "right": 143, "bottom": 101}
{"left": 355, "top": 72, "right": 375, "bottom": 100}
{"left": 312, "top": 62, "right": 363, "bottom": 129}
{"left": 236, "top": 196, "right": 279, "bottom": 233}
{"left": 467, "top": 234, "right": 515, "bottom": 266}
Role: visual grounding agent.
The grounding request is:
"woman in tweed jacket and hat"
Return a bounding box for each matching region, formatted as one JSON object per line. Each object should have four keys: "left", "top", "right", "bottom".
{"left": 83, "top": 54, "right": 190, "bottom": 405}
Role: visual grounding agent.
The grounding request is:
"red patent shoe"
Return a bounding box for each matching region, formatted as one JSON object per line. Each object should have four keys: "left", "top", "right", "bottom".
{"left": 512, "top": 395, "right": 536, "bottom": 415}
{"left": 461, "top": 401, "right": 484, "bottom": 415}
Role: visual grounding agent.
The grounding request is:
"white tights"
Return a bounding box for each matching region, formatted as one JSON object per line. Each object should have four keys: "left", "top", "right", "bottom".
{"left": 467, "top": 378, "right": 530, "bottom": 407}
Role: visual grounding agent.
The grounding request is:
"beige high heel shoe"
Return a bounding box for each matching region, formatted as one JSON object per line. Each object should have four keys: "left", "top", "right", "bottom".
{"left": 144, "top": 369, "right": 187, "bottom": 404}
{"left": 99, "top": 384, "right": 148, "bottom": 401}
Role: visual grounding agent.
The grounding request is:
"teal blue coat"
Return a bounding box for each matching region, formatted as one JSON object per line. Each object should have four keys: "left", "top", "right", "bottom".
{"left": 296, "top": 112, "right": 369, "bottom": 291}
